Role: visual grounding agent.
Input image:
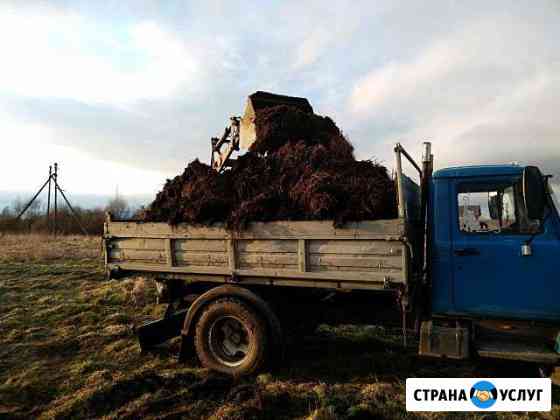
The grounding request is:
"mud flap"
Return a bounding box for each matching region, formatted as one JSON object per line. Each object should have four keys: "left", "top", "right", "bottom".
{"left": 136, "top": 308, "right": 188, "bottom": 351}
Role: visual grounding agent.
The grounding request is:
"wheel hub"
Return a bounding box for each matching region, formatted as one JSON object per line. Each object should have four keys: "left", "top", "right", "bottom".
{"left": 208, "top": 316, "right": 250, "bottom": 367}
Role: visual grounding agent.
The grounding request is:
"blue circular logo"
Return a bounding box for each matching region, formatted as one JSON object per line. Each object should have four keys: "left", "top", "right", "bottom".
{"left": 470, "top": 381, "right": 498, "bottom": 409}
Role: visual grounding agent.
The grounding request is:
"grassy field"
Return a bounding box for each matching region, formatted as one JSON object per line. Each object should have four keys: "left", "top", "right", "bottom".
{"left": 0, "top": 234, "right": 558, "bottom": 419}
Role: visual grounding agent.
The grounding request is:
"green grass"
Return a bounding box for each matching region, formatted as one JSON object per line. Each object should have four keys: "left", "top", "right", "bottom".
{"left": 0, "top": 234, "right": 559, "bottom": 419}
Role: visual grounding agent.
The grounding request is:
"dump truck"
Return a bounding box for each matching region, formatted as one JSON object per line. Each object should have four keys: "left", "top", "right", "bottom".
{"left": 104, "top": 94, "right": 560, "bottom": 376}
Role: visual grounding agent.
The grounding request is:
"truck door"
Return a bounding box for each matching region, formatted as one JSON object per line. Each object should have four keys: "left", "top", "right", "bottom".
{"left": 451, "top": 177, "right": 560, "bottom": 321}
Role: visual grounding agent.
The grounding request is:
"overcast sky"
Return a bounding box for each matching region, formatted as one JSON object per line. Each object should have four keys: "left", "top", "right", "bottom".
{"left": 1, "top": 0, "right": 559, "bottom": 197}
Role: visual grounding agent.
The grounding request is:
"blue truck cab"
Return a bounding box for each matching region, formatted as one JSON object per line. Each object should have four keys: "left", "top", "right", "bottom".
{"left": 430, "top": 164, "right": 560, "bottom": 321}
{"left": 415, "top": 159, "right": 560, "bottom": 369}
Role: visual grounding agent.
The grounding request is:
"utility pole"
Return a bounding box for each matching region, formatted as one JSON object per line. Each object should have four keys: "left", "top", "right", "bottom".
{"left": 0, "top": 162, "right": 88, "bottom": 238}
{"left": 46, "top": 165, "right": 52, "bottom": 231}
{"left": 53, "top": 162, "right": 58, "bottom": 237}
{"left": 52, "top": 175, "right": 88, "bottom": 235}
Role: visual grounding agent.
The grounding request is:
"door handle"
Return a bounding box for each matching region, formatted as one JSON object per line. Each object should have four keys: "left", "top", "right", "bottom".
{"left": 454, "top": 247, "right": 480, "bottom": 256}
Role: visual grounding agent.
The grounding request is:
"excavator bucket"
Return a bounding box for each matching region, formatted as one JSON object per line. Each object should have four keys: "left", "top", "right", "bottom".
{"left": 211, "top": 91, "right": 313, "bottom": 171}
{"left": 239, "top": 91, "right": 313, "bottom": 149}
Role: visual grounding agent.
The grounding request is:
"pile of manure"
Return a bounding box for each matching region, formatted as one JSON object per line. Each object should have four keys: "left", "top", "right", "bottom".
{"left": 144, "top": 105, "right": 396, "bottom": 228}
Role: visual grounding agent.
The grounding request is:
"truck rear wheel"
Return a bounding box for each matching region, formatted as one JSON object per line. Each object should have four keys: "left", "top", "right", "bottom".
{"left": 194, "top": 298, "right": 267, "bottom": 376}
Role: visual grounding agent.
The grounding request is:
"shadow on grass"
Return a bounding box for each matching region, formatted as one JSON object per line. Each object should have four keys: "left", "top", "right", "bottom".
{"left": 279, "top": 326, "right": 458, "bottom": 382}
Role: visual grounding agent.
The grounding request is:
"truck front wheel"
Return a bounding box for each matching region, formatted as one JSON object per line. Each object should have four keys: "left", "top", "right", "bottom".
{"left": 194, "top": 298, "right": 267, "bottom": 376}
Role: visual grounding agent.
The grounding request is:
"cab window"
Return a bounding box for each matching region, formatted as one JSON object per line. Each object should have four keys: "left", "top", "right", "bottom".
{"left": 457, "top": 180, "right": 541, "bottom": 234}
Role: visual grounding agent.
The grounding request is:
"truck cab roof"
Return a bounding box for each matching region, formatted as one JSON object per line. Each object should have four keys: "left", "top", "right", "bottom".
{"left": 433, "top": 164, "right": 524, "bottom": 179}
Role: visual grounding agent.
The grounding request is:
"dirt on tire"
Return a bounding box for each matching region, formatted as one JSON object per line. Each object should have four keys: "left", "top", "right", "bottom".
{"left": 194, "top": 298, "right": 268, "bottom": 376}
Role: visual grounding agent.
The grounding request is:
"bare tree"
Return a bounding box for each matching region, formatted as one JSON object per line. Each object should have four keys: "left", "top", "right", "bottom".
{"left": 12, "top": 197, "right": 24, "bottom": 215}
{"left": 27, "top": 198, "right": 43, "bottom": 218}
{"left": 10, "top": 197, "right": 41, "bottom": 216}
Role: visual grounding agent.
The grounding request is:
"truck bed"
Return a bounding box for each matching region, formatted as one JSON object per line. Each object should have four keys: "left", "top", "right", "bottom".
{"left": 104, "top": 218, "right": 409, "bottom": 291}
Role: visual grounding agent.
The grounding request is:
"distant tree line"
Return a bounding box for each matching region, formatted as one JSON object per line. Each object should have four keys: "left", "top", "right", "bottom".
{"left": 0, "top": 195, "right": 142, "bottom": 235}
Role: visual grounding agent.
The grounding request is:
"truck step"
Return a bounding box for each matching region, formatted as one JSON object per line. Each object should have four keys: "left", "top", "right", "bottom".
{"left": 475, "top": 340, "right": 560, "bottom": 364}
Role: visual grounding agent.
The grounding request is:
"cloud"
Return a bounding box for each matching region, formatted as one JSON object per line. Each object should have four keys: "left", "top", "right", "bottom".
{"left": 0, "top": 8, "right": 200, "bottom": 105}
{"left": 292, "top": 28, "right": 333, "bottom": 70}
{"left": 289, "top": 3, "right": 365, "bottom": 71}
{"left": 347, "top": 13, "right": 560, "bottom": 178}
{"left": 349, "top": 41, "right": 461, "bottom": 116}
{"left": 0, "top": 3, "right": 244, "bottom": 178}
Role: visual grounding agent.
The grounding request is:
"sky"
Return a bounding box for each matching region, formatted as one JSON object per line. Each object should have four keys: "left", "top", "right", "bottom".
{"left": 1, "top": 0, "right": 559, "bottom": 200}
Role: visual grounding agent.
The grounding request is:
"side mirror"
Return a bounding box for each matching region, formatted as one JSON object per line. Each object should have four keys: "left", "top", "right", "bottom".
{"left": 488, "top": 194, "right": 501, "bottom": 220}
{"left": 523, "top": 166, "right": 546, "bottom": 220}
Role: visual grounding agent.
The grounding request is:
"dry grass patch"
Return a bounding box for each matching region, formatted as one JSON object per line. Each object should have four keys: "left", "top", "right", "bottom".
{"left": 0, "top": 234, "right": 100, "bottom": 263}
{"left": 1, "top": 235, "right": 559, "bottom": 419}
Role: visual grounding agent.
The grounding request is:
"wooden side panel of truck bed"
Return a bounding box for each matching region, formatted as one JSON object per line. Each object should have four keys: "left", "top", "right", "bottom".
{"left": 104, "top": 219, "right": 408, "bottom": 291}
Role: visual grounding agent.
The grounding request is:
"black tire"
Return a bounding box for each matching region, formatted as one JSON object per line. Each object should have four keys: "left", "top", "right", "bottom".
{"left": 194, "top": 298, "right": 267, "bottom": 376}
